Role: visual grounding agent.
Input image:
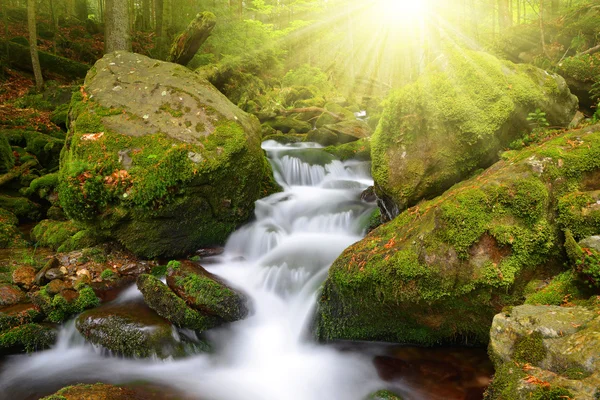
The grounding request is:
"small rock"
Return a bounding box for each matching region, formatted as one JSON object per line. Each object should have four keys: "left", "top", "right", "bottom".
{"left": 118, "top": 262, "right": 150, "bottom": 276}
{"left": 45, "top": 268, "right": 65, "bottom": 281}
{"left": 195, "top": 247, "right": 225, "bottom": 258}
{"left": 361, "top": 186, "right": 377, "bottom": 203}
{"left": 0, "top": 284, "right": 26, "bottom": 307}
{"left": 579, "top": 236, "right": 600, "bottom": 253}
{"left": 46, "top": 279, "right": 69, "bottom": 296}
{"left": 11, "top": 266, "right": 36, "bottom": 290}
{"left": 35, "top": 257, "right": 59, "bottom": 286}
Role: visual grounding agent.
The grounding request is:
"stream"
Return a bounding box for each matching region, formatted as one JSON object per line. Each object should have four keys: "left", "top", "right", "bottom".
{"left": 0, "top": 141, "right": 492, "bottom": 400}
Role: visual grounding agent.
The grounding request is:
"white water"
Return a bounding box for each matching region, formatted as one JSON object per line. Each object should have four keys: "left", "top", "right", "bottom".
{"left": 0, "top": 141, "right": 385, "bottom": 400}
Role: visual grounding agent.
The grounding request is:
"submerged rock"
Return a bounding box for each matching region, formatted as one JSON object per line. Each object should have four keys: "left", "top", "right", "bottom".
{"left": 76, "top": 301, "right": 187, "bottom": 358}
{"left": 316, "top": 126, "right": 600, "bottom": 346}
{"left": 59, "top": 51, "right": 277, "bottom": 258}
{"left": 372, "top": 49, "right": 578, "bottom": 219}
{"left": 486, "top": 304, "right": 600, "bottom": 399}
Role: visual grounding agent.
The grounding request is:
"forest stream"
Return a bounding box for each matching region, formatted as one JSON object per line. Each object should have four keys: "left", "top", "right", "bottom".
{"left": 0, "top": 141, "right": 493, "bottom": 400}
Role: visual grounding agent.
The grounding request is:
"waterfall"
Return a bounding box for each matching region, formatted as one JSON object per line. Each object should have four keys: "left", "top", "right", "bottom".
{"left": 0, "top": 140, "right": 384, "bottom": 400}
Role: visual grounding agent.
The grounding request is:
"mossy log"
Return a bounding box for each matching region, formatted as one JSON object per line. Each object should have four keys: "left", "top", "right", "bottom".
{"left": 0, "top": 160, "right": 38, "bottom": 188}
{"left": 167, "top": 12, "right": 216, "bottom": 66}
{"left": 1, "top": 40, "right": 89, "bottom": 80}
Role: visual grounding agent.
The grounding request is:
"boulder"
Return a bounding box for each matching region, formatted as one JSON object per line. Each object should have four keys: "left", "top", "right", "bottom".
{"left": 264, "top": 116, "right": 312, "bottom": 133}
{"left": 59, "top": 51, "right": 277, "bottom": 258}
{"left": 76, "top": 301, "right": 187, "bottom": 358}
{"left": 166, "top": 260, "right": 248, "bottom": 322}
{"left": 0, "top": 323, "right": 57, "bottom": 353}
{"left": 316, "top": 126, "right": 600, "bottom": 346}
{"left": 486, "top": 304, "right": 600, "bottom": 399}
{"left": 40, "top": 382, "right": 186, "bottom": 400}
{"left": 0, "top": 303, "right": 41, "bottom": 331}
{"left": 372, "top": 49, "right": 578, "bottom": 219}
{"left": 0, "top": 208, "right": 26, "bottom": 248}
{"left": 11, "top": 266, "right": 36, "bottom": 290}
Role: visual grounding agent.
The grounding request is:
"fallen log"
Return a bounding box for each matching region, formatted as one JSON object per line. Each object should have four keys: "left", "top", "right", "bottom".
{"left": 168, "top": 12, "right": 216, "bottom": 66}
{"left": 279, "top": 107, "right": 344, "bottom": 122}
{"left": 1, "top": 39, "right": 89, "bottom": 80}
{"left": 0, "top": 159, "right": 38, "bottom": 188}
{"left": 577, "top": 43, "right": 600, "bottom": 56}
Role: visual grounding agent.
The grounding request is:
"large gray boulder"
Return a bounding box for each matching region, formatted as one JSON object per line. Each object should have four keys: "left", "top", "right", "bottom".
{"left": 59, "top": 51, "right": 278, "bottom": 258}
{"left": 487, "top": 304, "right": 600, "bottom": 399}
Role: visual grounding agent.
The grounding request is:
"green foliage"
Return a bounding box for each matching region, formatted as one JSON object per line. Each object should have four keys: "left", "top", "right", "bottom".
{"left": 100, "top": 269, "right": 115, "bottom": 280}
{"left": 526, "top": 109, "right": 550, "bottom": 130}
{"left": 281, "top": 64, "right": 332, "bottom": 92}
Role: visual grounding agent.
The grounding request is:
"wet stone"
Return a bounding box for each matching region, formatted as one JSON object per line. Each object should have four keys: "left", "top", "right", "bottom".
{"left": 0, "top": 283, "right": 25, "bottom": 306}
{"left": 11, "top": 266, "right": 36, "bottom": 290}
{"left": 45, "top": 267, "right": 65, "bottom": 280}
{"left": 46, "top": 279, "right": 69, "bottom": 296}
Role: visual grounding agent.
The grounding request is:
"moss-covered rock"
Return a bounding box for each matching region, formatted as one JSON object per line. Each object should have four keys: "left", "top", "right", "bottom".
{"left": 59, "top": 51, "right": 276, "bottom": 258}
{"left": 316, "top": 126, "right": 600, "bottom": 346}
{"left": 30, "top": 285, "right": 100, "bottom": 323}
{"left": 1, "top": 129, "right": 64, "bottom": 169}
{"left": 0, "top": 323, "right": 57, "bottom": 353}
{"left": 76, "top": 301, "right": 187, "bottom": 358}
{"left": 0, "top": 208, "right": 27, "bottom": 248}
{"left": 486, "top": 304, "right": 600, "bottom": 399}
{"left": 0, "top": 303, "right": 41, "bottom": 331}
{"left": 40, "top": 382, "right": 185, "bottom": 400}
{"left": 0, "top": 283, "right": 26, "bottom": 306}
{"left": 136, "top": 273, "right": 222, "bottom": 331}
{"left": 324, "top": 138, "right": 371, "bottom": 161}
{"left": 31, "top": 219, "right": 100, "bottom": 252}
{"left": 166, "top": 260, "right": 248, "bottom": 322}
{"left": 264, "top": 116, "right": 312, "bottom": 134}
{"left": 0, "top": 133, "right": 15, "bottom": 173}
{"left": 0, "top": 195, "right": 41, "bottom": 221}
{"left": 372, "top": 49, "right": 578, "bottom": 218}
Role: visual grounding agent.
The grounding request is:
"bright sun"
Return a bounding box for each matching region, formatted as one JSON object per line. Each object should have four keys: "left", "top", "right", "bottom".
{"left": 376, "top": 0, "right": 428, "bottom": 24}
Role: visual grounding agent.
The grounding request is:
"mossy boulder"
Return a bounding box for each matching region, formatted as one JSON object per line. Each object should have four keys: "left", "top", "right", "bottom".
{"left": 0, "top": 133, "right": 15, "bottom": 173}
{"left": 40, "top": 382, "right": 185, "bottom": 400}
{"left": 76, "top": 301, "right": 187, "bottom": 358}
{"left": 31, "top": 219, "right": 101, "bottom": 252}
{"left": 323, "top": 138, "right": 371, "bottom": 161}
{"left": 136, "top": 273, "right": 222, "bottom": 331}
{"left": 486, "top": 304, "right": 600, "bottom": 399}
{"left": 0, "top": 195, "right": 41, "bottom": 221}
{"left": 0, "top": 303, "right": 41, "bottom": 331}
{"left": 166, "top": 260, "right": 248, "bottom": 322}
{"left": 372, "top": 49, "right": 578, "bottom": 219}
{"left": 59, "top": 51, "right": 276, "bottom": 258}
{"left": 0, "top": 323, "right": 57, "bottom": 354}
{"left": 30, "top": 285, "right": 100, "bottom": 323}
{"left": 2, "top": 129, "right": 64, "bottom": 169}
{"left": 0, "top": 283, "right": 26, "bottom": 306}
{"left": 0, "top": 208, "right": 27, "bottom": 248}
{"left": 264, "top": 116, "right": 312, "bottom": 134}
{"left": 316, "top": 127, "right": 600, "bottom": 346}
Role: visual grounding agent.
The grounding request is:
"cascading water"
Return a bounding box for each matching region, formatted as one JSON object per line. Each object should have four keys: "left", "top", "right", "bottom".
{"left": 0, "top": 141, "right": 388, "bottom": 400}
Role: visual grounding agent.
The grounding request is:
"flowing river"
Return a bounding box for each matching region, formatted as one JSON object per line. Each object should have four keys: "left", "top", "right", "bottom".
{"left": 0, "top": 141, "right": 389, "bottom": 399}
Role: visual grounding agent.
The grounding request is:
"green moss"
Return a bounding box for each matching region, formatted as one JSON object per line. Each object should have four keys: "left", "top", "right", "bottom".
{"left": 0, "top": 323, "right": 56, "bottom": 352}
{"left": 0, "top": 306, "right": 41, "bottom": 331}
{"left": 324, "top": 138, "right": 371, "bottom": 161}
{"left": 60, "top": 92, "right": 268, "bottom": 257}
{"left": 0, "top": 195, "right": 41, "bottom": 221}
{"left": 372, "top": 48, "right": 575, "bottom": 212}
{"left": 513, "top": 331, "right": 546, "bottom": 364}
{"left": 525, "top": 271, "right": 583, "bottom": 305}
{"left": 557, "top": 54, "right": 600, "bottom": 83}
{"left": 100, "top": 269, "right": 116, "bottom": 280}
{"left": 151, "top": 264, "right": 168, "bottom": 277}
{"left": 0, "top": 208, "right": 27, "bottom": 248}
{"left": 32, "top": 286, "right": 100, "bottom": 323}
{"left": 483, "top": 362, "right": 527, "bottom": 400}
{"left": 31, "top": 219, "right": 80, "bottom": 250}
{"left": 136, "top": 274, "right": 221, "bottom": 331}
{"left": 159, "top": 102, "right": 184, "bottom": 118}
{"left": 0, "top": 133, "right": 15, "bottom": 173}
{"left": 558, "top": 192, "right": 600, "bottom": 240}
{"left": 24, "top": 173, "right": 59, "bottom": 200}
{"left": 369, "top": 390, "right": 404, "bottom": 400}
{"left": 529, "top": 386, "right": 574, "bottom": 400}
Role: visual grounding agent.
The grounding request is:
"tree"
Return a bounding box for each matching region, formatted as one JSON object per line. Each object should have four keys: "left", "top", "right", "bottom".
{"left": 27, "top": 0, "right": 43, "bottom": 91}
{"left": 104, "top": 0, "right": 131, "bottom": 53}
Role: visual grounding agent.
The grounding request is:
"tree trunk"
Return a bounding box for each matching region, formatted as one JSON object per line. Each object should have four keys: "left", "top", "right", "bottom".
{"left": 498, "top": 0, "right": 512, "bottom": 30}
{"left": 104, "top": 0, "right": 131, "bottom": 53}
{"left": 142, "top": 0, "right": 151, "bottom": 30}
{"left": 167, "top": 12, "right": 216, "bottom": 66}
{"left": 540, "top": 0, "right": 548, "bottom": 57}
{"left": 27, "top": 0, "right": 43, "bottom": 91}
